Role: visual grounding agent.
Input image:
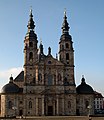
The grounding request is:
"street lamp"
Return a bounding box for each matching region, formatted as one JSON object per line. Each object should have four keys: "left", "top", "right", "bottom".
{"left": 12, "top": 106, "right": 17, "bottom": 117}
{"left": 87, "top": 105, "right": 92, "bottom": 120}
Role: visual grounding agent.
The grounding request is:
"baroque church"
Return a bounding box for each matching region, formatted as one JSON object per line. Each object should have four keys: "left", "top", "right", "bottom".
{"left": 0, "top": 9, "right": 94, "bottom": 117}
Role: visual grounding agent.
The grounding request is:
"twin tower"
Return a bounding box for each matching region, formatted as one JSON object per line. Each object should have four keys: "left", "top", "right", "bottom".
{"left": 23, "top": 9, "right": 76, "bottom": 115}
{"left": 24, "top": 9, "right": 75, "bottom": 88}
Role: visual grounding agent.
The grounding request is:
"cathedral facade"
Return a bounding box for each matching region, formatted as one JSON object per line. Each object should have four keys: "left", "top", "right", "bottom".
{"left": 0, "top": 10, "right": 94, "bottom": 117}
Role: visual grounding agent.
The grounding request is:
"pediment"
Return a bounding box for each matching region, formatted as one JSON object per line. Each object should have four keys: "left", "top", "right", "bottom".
{"left": 45, "top": 55, "right": 64, "bottom": 66}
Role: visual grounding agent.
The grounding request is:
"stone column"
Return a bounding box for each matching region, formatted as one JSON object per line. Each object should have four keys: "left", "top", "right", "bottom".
{"left": 42, "top": 96, "right": 44, "bottom": 115}
{"left": 53, "top": 101, "right": 55, "bottom": 115}
{"left": 62, "top": 98, "right": 65, "bottom": 115}
{"left": 36, "top": 98, "right": 38, "bottom": 115}
{"left": 36, "top": 67, "right": 38, "bottom": 85}
{"left": 24, "top": 95, "right": 27, "bottom": 117}
{"left": 61, "top": 71, "right": 64, "bottom": 85}
{"left": 56, "top": 95, "right": 59, "bottom": 115}
{"left": 42, "top": 69, "right": 44, "bottom": 85}
{"left": 56, "top": 70, "right": 58, "bottom": 85}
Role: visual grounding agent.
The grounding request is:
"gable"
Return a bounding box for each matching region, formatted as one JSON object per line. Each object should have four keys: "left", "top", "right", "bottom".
{"left": 14, "top": 71, "right": 24, "bottom": 82}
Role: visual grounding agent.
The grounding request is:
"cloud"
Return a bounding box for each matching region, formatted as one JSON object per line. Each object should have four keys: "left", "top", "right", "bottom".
{"left": 0, "top": 67, "right": 23, "bottom": 89}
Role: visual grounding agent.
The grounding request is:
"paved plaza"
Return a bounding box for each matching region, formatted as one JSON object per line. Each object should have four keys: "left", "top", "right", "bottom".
{"left": 0, "top": 116, "right": 104, "bottom": 120}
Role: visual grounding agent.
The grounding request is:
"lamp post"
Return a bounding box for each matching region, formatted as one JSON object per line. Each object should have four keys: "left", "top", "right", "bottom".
{"left": 12, "top": 106, "right": 17, "bottom": 117}
{"left": 87, "top": 105, "right": 92, "bottom": 120}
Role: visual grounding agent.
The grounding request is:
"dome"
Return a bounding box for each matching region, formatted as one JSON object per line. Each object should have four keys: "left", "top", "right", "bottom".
{"left": 1, "top": 77, "right": 20, "bottom": 94}
{"left": 76, "top": 76, "right": 94, "bottom": 94}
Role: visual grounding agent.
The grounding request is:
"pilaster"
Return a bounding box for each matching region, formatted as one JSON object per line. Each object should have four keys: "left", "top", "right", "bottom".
{"left": 62, "top": 98, "right": 65, "bottom": 115}
{"left": 56, "top": 95, "right": 59, "bottom": 115}
{"left": 36, "top": 98, "right": 38, "bottom": 115}
{"left": 42, "top": 96, "right": 44, "bottom": 115}
{"left": 56, "top": 70, "right": 58, "bottom": 85}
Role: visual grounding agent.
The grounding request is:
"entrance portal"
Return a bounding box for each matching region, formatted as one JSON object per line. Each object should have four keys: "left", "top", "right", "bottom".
{"left": 48, "top": 106, "right": 53, "bottom": 116}
{"left": 19, "top": 110, "right": 23, "bottom": 116}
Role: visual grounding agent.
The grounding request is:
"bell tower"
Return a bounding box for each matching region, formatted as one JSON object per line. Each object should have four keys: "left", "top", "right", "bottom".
{"left": 59, "top": 11, "right": 76, "bottom": 115}
{"left": 59, "top": 10, "right": 76, "bottom": 88}
{"left": 59, "top": 10, "right": 74, "bottom": 66}
{"left": 24, "top": 9, "right": 38, "bottom": 84}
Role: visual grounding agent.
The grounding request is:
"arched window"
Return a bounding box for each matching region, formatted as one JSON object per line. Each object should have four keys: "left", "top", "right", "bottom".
{"left": 29, "top": 42, "right": 33, "bottom": 47}
{"left": 48, "top": 75, "right": 53, "bottom": 85}
{"left": 33, "top": 77, "right": 36, "bottom": 84}
{"left": 29, "top": 101, "right": 32, "bottom": 109}
{"left": 85, "top": 101, "right": 89, "bottom": 108}
{"left": 60, "top": 55, "right": 61, "bottom": 61}
{"left": 66, "top": 53, "right": 69, "bottom": 60}
{"left": 68, "top": 101, "right": 71, "bottom": 109}
{"left": 62, "top": 45, "right": 64, "bottom": 50}
{"left": 64, "top": 77, "right": 69, "bottom": 86}
{"left": 58, "top": 73, "right": 61, "bottom": 81}
{"left": 44, "top": 73, "right": 47, "bottom": 85}
{"left": 66, "top": 43, "right": 69, "bottom": 48}
{"left": 29, "top": 52, "right": 33, "bottom": 60}
{"left": 38, "top": 73, "right": 42, "bottom": 81}
{"left": 8, "top": 101, "right": 12, "bottom": 109}
{"left": 54, "top": 74, "right": 56, "bottom": 85}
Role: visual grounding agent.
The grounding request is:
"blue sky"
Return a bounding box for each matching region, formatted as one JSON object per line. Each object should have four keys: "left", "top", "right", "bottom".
{"left": 0, "top": 0, "right": 104, "bottom": 95}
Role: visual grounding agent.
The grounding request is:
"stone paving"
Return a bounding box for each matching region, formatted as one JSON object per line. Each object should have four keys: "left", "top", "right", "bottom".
{"left": 1, "top": 116, "right": 104, "bottom": 120}
{"left": 0, "top": 116, "right": 104, "bottom": 120}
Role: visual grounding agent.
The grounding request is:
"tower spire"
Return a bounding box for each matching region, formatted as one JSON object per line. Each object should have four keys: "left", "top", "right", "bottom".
{"left": 81, "top": 75, "right": 86, "bottom": 84}
{"left": 62, "top": 9, "right": 69, "bottom": 35}
{"left": 27, "top": 8, "right": 35, "bottom": 32}
{"left": 64, "top": 8, "right": 66, "bottom": 16}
